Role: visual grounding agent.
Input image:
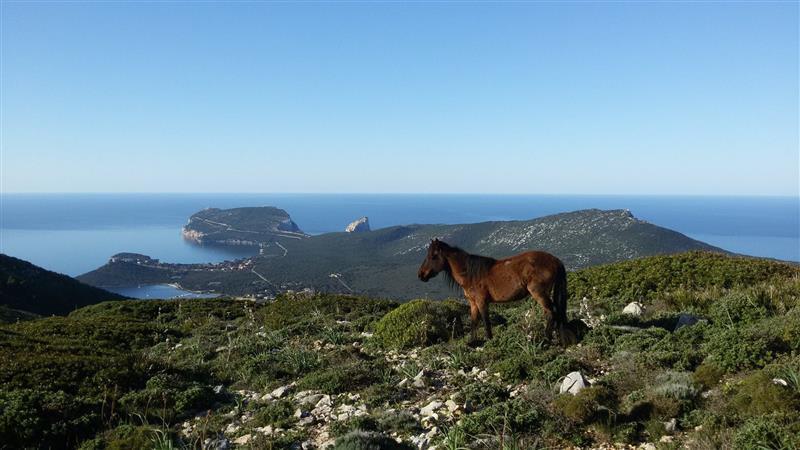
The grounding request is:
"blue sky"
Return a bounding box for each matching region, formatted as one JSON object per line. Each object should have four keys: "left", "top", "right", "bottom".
{"left": 1, "top": 2, "right": 797, "bottom": 195}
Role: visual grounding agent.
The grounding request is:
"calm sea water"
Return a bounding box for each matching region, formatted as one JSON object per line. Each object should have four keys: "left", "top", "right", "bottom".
{"left": 1, "top": 194, "right": 797, "bottom": 298}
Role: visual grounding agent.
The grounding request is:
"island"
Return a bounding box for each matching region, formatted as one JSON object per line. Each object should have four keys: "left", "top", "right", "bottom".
{"left": 182, "top": 206, "right": 308, "bottom": 246}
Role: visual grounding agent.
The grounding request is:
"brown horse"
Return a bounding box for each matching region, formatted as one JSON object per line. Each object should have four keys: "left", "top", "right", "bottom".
{"left": 418, "top": 239, "right": 572, "bottom": 344}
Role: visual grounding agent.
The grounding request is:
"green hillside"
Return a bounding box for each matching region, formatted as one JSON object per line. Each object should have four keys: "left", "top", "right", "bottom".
{"left": 3, "top": 252, "right": 799, "bottom": 449}
{"left": 80, "top": 209, "right": 722, "bottom": 299}
{"left": 0, "top": 254, "right": 128, "bottom": 316}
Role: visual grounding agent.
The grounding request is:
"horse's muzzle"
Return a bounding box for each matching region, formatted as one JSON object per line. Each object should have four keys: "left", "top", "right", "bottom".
{"left": 418, "top": 271, "right": 431, "bottom": 282}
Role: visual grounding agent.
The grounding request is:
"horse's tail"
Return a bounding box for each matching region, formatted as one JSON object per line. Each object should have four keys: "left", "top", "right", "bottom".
{"left": 553, "top": 261, "right": 568, "bottom": 326}
{"left": 553, "top": 261, "right": 577, "bottom": 345}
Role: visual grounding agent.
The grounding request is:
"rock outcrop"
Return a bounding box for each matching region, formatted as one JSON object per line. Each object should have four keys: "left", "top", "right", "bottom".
{"left": 345, "top": 217, "right": 370, "bottom": 233}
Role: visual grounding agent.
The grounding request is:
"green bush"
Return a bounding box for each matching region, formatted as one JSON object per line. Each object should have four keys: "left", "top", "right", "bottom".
{"left": 709, "top": 291, "right": 773, "bottom": 326}
{"left": 332, "top": 430, "right": 414, "bottom": 450}
{"left": 693, "top": 362, "right": 725, "bottom": 388}
{"left": 330, "top": 415, "right": 380, "bottom": 437}
{"left": 652, "top": 371, "right": 699, "bottom": 401}
{"left": 704, "top": 324, "right": 784, "bottom": 372}
{"left": 458, "top": 397, "right": 543, "bottom": 437}
{"left": 553, "top": 385, "right": 616, "bottom": 425}
{"left": 733, "top": 415, "right": 800, "bottom": 450}
{"left": 78, "top": 424, "right": 163, "bottom": 450}
{"left": 118, "top": 374, "right": 218, "bottom": 422}
{"left": 261, "top": 295, "right": 397, "bottom": 332}
{"left": 729, "top": 372, "right": 800, "bottom": 418}
{"left": 298, "top": 361, "right": 380, "bottom": 394}
{"left": 569, "top": 252, "right": 798, "bottom": 303}
{"left": 462, "top": 381, "right": 508, "bottom": 410}
{"left": 251, "top": 399, "right": 296, "bottom": 429}
{"left": 374, "top": 300, "right": 467, "bottom": 349}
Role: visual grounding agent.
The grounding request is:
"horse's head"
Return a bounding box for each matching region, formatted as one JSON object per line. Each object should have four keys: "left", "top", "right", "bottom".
{"left": 418, "top": 239, "right": 448, "bottom": 282}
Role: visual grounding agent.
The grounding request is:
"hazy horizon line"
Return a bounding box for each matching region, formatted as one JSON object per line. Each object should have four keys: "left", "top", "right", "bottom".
{"left": 1, "top": 192, "right": 798, "bottom": 198}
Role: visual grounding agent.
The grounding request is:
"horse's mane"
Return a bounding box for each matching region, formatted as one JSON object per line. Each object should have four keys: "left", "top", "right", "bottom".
{"left": 441, "top": 244, "right": 496, "bottom": 289}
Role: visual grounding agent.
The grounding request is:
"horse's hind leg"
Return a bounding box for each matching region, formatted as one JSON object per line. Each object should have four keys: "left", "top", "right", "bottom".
{"left": 476, "top": 298, "right": 492, "bottom": 340}
{"left": 528, "top": 285, "right": 556, "bottom": 341}
{"left": 468, "top": 298, "right": 480, "bottom": 343}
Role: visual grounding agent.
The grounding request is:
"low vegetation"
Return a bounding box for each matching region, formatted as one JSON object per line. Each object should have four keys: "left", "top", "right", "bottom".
{"left": 2, "top": 252, "right": 799, "bottom": 449}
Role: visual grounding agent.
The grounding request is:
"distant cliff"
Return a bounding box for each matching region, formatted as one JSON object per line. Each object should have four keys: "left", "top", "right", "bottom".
{"left": 80, "top": 209, "right": 724, "bottom": 299}
{"left": 345, "top": 217, "right": 371, "bottom": 233}
{"left": 182, "top": 207, "right": 308, "bottom": 245}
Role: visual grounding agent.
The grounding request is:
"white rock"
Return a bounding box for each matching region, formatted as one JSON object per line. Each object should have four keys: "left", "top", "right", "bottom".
{"left": 445, "top": 399, "right": 459, "bottom": 413}
{"left": 270, "top": 385, "right": 291, "bottom": 399}
{"left": 560, "top": 371, "right": 588, "bottom": 395}
{"left": 233, "top": 435, "right": 251, "bottom": 445}
{"left": 397, "top": 378, "right": 409, "bottom": 388}
{"left": 664, "top": 417, "right": 677, "bottom": 433}
{"left": 773, "top": 378, "right": 789, "bottom": 386}
{"left": 298, "top": 415, "right": 315, "bottom": 426}
{"left": 255, "top": 425, "right": 273, "bottom": 435}
{"left": 315, "top": 394, "right": 332, "bottom": 408}
{"left": 298, "top": 393, "right": 325, "bottom": 407}
{"left": 622, "top": 302, "right": 645, "bottom": 316}
{"left": 420, "top": 400, "right": 443, "bottom": 417}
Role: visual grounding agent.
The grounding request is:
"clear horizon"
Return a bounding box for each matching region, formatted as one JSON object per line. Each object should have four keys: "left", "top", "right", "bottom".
{"left": 2, "top": 2, "right": 798, "bottom": 195}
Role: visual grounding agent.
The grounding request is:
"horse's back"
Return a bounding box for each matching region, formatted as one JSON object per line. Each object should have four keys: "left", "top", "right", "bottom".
{"left": 497, "top": 250, "right": 562, "bottom": 283}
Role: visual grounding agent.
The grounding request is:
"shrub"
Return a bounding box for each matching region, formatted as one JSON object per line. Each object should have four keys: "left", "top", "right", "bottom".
{"left": 709, "top": 291, "right": 773, "bottom": 326}
{"left": 462, "top": 381, "right": 508, "bottom": 411}
{"left": 332, "top": 430, "right": 414, "bottom": 450}
{"left": 553, "top": 385, "right": 616, "bottom": 425}
{"left": 374, "top": 300, "right": 467, "bottom": 349}
{"left": 330, "top": 415, "right": 380, "bottom": 437}
{"left": 693, "top": 362, "right": 725, "bottom": 389}
{"left": 251, "top": 399, "right": 296, "bottom": 429}
{"left": 298, "top": 362, "right": 380, "bottom": 394}
{"left": 704, "top": 324, "right": 784, "bottom": 372}
{"left": 118, "top": 374, "right": 218, "bottom": 422}
{"left": 458, "top": 397, "right": 543, "bottom": 437}
{"left": 261, "top": 295, "right": 397, "bottom": 332}
{"left": 377, "top": 410, "right": 421, "bottom": 435}
{"left": 78, "top": 424, "right": 162, "bottom": 450}
{"left": 732, "top": 415, "right": 800, "bottom": 450}
{"left": 729, "top": 372, "right": 800, "bottom": 418}
{"left": 652, "top": 371, "right": 699, "bottom": 401}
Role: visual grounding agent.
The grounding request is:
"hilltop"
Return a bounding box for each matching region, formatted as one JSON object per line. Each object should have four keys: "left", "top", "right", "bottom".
{"left": 2, "top": 252, "right": 799, "bottom": 449}
{"left": 80, "top": 209, "right": 723, "bottom": 299}
{"left": 182, "top": 207, "right": 308, "bottom": 246}
{"left": 0, "top": 253, "right": 128, "bottom": 318}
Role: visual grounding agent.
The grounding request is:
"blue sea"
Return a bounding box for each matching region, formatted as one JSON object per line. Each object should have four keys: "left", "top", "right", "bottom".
{"left": 1, "top": 194, "right": 797, "bottom": 298}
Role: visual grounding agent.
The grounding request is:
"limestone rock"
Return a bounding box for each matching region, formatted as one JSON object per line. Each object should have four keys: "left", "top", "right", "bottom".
{"left": 622, "top": 302, "right": 645, "bottom": 316}
{"left": 560, "top": 371, "right": 588, "bottom": 395}
{"left": 420, "top": 400, "right": 442, "bottom": 417}
{"left": 345, "top": 217, "right": 371, "bottom": 233}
